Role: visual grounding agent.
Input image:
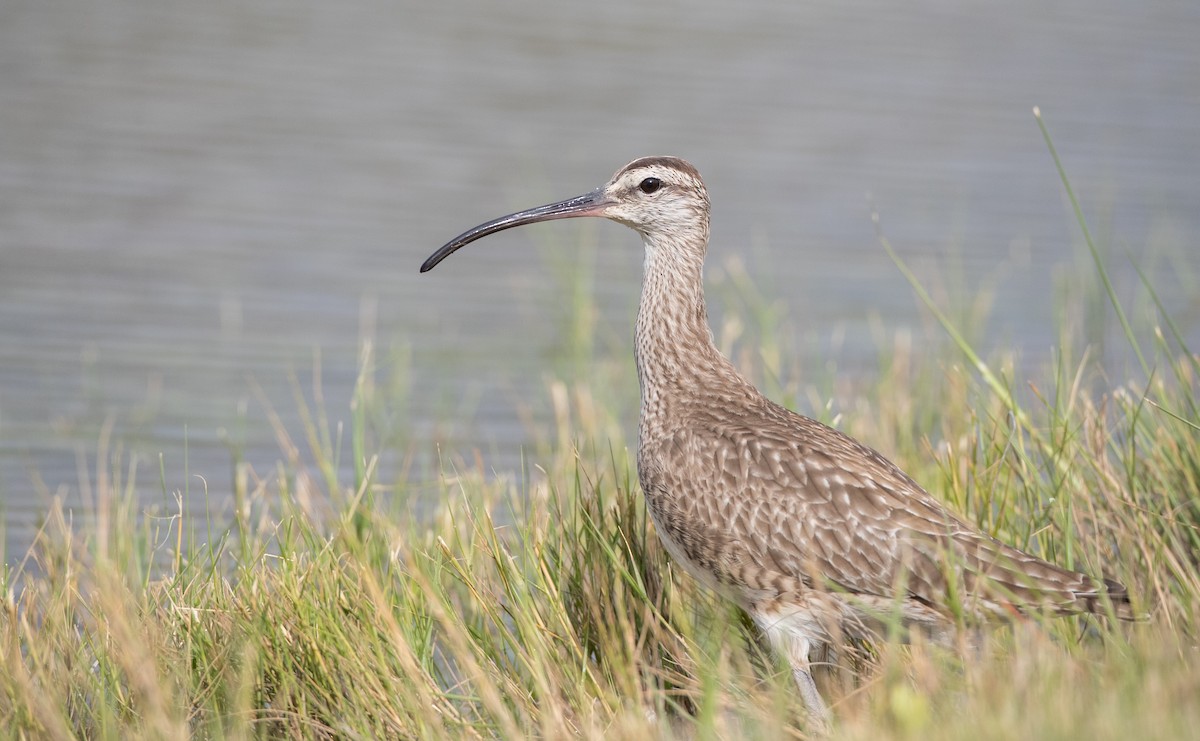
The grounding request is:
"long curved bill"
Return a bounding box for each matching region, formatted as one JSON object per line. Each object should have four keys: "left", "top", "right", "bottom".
{"left": 421, "top": 188, "right": 611, "bottom": 272}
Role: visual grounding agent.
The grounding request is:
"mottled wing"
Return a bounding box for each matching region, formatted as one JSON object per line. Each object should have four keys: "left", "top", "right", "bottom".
{"left": 646, "top": 397, "right": 1123, "bottom": 621}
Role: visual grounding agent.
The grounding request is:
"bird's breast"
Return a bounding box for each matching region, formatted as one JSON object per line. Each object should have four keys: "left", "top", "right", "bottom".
{"left": 636, "top": 430, "right": 804, "bottom": 604}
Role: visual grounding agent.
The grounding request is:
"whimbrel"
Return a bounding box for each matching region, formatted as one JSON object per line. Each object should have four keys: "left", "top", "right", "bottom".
{"left": 421, "top": 156, "right": 1131, "bottom": 724}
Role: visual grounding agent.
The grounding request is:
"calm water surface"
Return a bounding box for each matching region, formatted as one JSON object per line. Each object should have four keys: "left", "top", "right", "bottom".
{"left": 2, "top": 0, "right": 1198, "bottom": 561}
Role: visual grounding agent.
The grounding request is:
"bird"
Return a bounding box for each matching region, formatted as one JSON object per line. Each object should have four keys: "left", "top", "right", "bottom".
{"left": 420, "top": 156, "right": 1132, "bottom": 726}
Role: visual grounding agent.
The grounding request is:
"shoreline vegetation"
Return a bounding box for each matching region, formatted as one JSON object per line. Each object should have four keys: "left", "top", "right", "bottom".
{"left": 4, "top": 143, "right": 1199, "bottom": 736}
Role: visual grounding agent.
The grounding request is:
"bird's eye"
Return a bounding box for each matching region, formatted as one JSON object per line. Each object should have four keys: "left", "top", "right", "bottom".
{"left": 638, "top": 177, "right": 662, "bottom": 194}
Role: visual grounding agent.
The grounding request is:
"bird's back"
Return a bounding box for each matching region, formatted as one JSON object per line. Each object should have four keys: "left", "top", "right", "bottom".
{"left": 637, "top": 378, "right": 1131, "bottom": 633}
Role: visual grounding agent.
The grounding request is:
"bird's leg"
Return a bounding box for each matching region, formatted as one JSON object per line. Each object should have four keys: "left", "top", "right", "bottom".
{"left": 753, "top": 609, "right": 834, "bottom": 730}
{"left": 775, "top": 625, "right": 833, "bottom": 728}
{"left": 792, "top": 662, "right": 831, "bottom": 730}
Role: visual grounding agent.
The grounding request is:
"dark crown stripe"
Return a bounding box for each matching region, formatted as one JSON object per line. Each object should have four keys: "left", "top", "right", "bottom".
{"left": 616, "top": 156, "right": 701, "bottom": 181}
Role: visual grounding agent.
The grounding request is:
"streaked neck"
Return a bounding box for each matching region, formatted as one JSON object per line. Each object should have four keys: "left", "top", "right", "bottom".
{"left": 634, "top": 236, "right": 726, "bottom": 412}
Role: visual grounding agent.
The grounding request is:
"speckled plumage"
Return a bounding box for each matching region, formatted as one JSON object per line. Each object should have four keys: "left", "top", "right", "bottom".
{"left": 422, "top": 155, "right": 1132, "bottom": 726}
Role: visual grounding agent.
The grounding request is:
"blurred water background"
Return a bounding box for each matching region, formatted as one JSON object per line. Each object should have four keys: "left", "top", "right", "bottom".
{"left": 2, "top": 0, "right": 1198, "bottom": 562}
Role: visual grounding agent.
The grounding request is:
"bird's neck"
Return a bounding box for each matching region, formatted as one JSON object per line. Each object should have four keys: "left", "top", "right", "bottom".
{"left": 634, "top": 237, "right": 746, "bottom": 420}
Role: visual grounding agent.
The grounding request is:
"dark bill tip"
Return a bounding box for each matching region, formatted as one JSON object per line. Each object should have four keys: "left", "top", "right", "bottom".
{"left": 420, "top": 188, "right": 609, "bottom": 273}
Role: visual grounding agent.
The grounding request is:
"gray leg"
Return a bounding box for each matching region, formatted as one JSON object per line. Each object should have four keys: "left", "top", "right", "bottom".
{"left": 752, "top": 609, "right": 833, "bottom": 732}
{"left": 792, "top": 664, "right": 831, "bottom": 731}
{"left": 779, "top": 630, "right": 833, "bottom": 730}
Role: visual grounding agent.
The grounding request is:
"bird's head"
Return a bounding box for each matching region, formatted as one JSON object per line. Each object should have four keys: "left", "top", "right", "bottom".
{"left": 421, "top": 156, "right": 710, "bottom": 273}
